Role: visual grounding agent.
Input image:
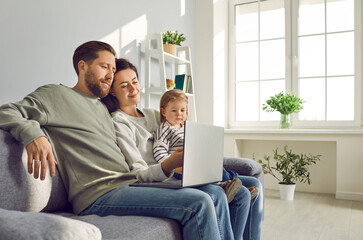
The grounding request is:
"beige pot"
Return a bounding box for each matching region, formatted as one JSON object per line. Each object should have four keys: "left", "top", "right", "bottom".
{"left": 163, "top": 44, "right": 177, "bottom": 55}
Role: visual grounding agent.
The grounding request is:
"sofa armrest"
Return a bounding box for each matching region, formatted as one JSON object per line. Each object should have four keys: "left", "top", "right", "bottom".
{"left": 223, "top": 156, "right": 264, "bottom": 187}
{"left": 223, "top": 157, "right": 262, "bottom": 177}
{"left": 0, "top": 208, "right": 101, "bottom": 240}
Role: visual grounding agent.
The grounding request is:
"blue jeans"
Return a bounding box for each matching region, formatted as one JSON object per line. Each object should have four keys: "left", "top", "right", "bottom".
{"left": 222, "top": 169, "right": 263, "bottom": 239}
{"left": 80, "top": 182, "right": 253, "bottom": 240}
{"left": 239, "top": 175, "right": 263, "bottom": 240}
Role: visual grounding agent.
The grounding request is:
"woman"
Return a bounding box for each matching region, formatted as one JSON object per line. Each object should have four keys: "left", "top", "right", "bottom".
{"left": 102, "top": 58, "right": 263, "bottom": 240}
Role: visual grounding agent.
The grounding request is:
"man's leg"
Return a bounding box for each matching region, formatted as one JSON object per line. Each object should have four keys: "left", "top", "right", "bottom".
{"left": 80, "top": 185, "right": 221, "bottom": 240}
{"left": 239, "top": 176, "right": 263, "bottom": 240}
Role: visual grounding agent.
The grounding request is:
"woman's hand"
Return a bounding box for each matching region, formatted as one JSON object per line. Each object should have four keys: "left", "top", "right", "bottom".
{"left": 160, "top": 148, "right": 183, "bottom": 176}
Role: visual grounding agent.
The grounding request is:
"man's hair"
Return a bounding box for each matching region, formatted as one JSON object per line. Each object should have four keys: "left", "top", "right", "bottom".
{"left": 102, "top": 58, "right": 139, "bottom": 113}
{"left": 73, "top": 41, "right": 116, "bottom": 76}
{"left": 159, "top": 89, "right": 188, "bottom": 122}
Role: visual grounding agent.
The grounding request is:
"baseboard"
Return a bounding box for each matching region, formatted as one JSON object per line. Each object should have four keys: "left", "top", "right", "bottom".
{"left": 336, "top": 191, "right": 363, "bottom": 201}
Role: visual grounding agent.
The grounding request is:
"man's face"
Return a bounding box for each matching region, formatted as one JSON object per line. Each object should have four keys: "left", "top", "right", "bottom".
{"left": 84, "top": 50, "right": 116, "bottom": 98}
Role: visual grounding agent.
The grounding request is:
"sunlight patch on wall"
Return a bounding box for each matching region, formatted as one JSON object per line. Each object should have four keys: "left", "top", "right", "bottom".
{"left": 181, "top": 0, "right": 185, "bottom": 16}
{"left": 121, "top": 14, "right": 147, "bottom": 49}
{"left": 100, "top": 28, "right": 121, "bottom": 57}
{"left": 213, "top": 30, "right": 226, "bottom": 126}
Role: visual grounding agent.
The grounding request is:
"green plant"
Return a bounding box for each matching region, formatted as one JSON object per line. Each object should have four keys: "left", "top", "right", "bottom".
{"left": 254, "top": 146, "right": 321, "bottom": 185}
{"left": 263, "top": 91, "right": 305, "bottom": 115}
{"left": 162, "top": 30, "right": 186, "bottom": 46}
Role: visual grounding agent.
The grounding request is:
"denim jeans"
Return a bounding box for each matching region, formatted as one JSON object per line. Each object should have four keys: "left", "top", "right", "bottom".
{"left": 239, "top": 175, "right": 263, "bottom": 240}
{"left": 223, "top": 170, "right": 263, "bottom": 239}
{"left": 196, "top": 183, "right": 250, "bottom": 240}
{"left": 80, "top": 182, "right": 254, "bottom": 240}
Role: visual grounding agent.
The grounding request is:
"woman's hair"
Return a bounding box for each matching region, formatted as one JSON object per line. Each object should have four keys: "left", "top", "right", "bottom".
{"left": 73, "top": 41, "right": 116, "bottom": 76}
{"left": 159, "top": 89, "right": 188, "bottom": 122}
{"left": 102, "top": 58, "right": 139, "bottom": 113}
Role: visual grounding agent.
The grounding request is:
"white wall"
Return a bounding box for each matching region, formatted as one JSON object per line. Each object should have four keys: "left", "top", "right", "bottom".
{"left": 0, "top": 0, "right": 196, "bottom": 104}
{"left": 195, "top": 0, "right": 228, "bottom": 126}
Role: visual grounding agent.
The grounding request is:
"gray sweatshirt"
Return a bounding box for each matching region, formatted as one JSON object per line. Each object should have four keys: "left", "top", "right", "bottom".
{"left": 111, "top": 109, "right": 169, "bottom": 182}
{"left": 0, "top": 84, "right": 137, "bottom": 214}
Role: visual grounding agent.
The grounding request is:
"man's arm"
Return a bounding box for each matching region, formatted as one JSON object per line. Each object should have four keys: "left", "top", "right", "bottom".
{"left": 0, "top": 94, "right": 57, "bottom": 180}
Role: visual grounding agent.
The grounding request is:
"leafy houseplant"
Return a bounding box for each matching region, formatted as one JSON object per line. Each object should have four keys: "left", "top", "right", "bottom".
{"left": 255, "top": 146, "right": 321, "bottom": 200}
{"left": 162, "top": 30, "right": 186, "bottom": 45}
{"left": 162, "top": 30, "right": 186, "bottom": 55}
{"left": 263, "top": 91, "right": 305, "bottom": 129}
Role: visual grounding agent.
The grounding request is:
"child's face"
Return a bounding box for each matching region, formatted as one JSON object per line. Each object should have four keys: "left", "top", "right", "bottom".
{"left": 162, "top": 99, "right": 188, "bottom": 128}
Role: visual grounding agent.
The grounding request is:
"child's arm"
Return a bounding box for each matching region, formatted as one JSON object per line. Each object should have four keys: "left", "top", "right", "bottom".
{"left": 153, "top": 123, "right": 172, "bottom": 163}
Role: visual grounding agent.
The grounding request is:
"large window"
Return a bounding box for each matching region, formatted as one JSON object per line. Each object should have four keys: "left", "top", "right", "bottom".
{"left": 229, "top": 0, "right": 362, "bottom": 128}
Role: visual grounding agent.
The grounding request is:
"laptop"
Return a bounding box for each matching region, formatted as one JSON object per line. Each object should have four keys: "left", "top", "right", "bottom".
{"left": 130, "top": 121, "right": 224, "bottom": 188}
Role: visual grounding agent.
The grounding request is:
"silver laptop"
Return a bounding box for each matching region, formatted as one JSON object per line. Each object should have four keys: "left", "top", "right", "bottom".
{"left": 130, "top": 121, "right": 224, "bottom": 188}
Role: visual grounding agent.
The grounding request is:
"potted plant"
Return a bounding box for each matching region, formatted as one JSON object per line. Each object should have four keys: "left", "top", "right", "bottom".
{"left": 162, "top": 30, "right": 186, "bottom": 56}
{"left": 263, "top": 91, "right": 305, "bottom": 129}
{"left": 255, "top": 146, "right": 321, "bottom": 200}
{"left": 166, "top": 78, "right": 175, "bottom": 90}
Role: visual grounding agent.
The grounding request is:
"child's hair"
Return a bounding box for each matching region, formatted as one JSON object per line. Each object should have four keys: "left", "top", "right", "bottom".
{"left": 160, "top": 89, "right": 188, "bottom": 122}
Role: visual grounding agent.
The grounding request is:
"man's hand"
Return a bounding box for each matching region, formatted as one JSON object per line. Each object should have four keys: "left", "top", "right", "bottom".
{"left": 26, "top": 136, "right": 57, "bottom": 180}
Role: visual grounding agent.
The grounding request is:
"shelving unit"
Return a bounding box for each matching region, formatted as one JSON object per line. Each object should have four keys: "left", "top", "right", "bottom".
{"left": 144, "top": 33, "right": 197, "bottom": 121}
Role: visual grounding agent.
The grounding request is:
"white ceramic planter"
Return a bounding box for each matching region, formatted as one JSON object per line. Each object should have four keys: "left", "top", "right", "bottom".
{"left": 279, "top": 183, "right": 296, "bottom": 201}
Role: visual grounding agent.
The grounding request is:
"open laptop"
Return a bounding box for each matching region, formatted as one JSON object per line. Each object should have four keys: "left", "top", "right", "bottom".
{"left": 130, "top": 121, "right": 224, "bottom": 188}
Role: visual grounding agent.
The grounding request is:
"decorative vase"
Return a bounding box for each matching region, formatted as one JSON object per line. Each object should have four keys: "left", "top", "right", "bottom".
{"left": 279, "top": 183, "right": 296, "bottom": 201}
{"left": 280, "top": 114, "right": 291, "bottom": 129}
{"left": 163, "top": 44, "right": 177, "bottom": 56}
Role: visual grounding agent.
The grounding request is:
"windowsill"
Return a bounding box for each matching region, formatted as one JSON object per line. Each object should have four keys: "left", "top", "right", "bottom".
{"left": 225, "top": 128, "right": 363, "bottom": 135}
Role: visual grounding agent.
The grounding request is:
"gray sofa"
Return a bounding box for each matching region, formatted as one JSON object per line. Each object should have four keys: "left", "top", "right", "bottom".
{"left": 0, "top": 129, "right": 264, "bottom": 240}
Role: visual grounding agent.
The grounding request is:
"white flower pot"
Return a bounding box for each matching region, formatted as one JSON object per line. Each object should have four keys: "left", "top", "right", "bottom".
{"left": 279, "top": 183, "right": 296, "bottom": 201}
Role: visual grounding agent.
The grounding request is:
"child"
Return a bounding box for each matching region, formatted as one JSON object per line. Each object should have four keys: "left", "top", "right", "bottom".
{"left": 153, "top": 89, "right": 257, "bottom": 203}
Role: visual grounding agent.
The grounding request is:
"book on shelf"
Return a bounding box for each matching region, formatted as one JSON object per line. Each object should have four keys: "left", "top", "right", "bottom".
{"left": 174, "top": 74, "right": 192, "bottom": 93}
{"left": 186, "top": 75, "right": 193, "bottom": 94}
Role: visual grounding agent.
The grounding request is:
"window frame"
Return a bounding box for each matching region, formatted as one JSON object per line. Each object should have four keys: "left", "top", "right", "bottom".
{"left": 228, "top": 0, "right": 362, "bottom": 129}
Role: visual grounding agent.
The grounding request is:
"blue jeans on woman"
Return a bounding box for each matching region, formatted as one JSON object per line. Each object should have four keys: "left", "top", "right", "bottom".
{"left": 80, "top": 177, "right": 263, "bottom": 240}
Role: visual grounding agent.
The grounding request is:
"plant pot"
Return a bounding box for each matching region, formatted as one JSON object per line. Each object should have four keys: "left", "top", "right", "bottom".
{"left": 279, "top": 183, "right": 296, "bottom": 201}
{"left": 280, "top": 114, "right": 291, "bottom": 129}
{"left": 163, "top": 44, "right": 177, "bottom": 55}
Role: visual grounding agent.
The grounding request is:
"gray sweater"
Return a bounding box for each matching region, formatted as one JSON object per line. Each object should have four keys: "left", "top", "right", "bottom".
{"left": 0, "top": 84, "right": 138, "bottom": 214}
{"left": 112, "top": 109, "right": 169, "bottom": 182}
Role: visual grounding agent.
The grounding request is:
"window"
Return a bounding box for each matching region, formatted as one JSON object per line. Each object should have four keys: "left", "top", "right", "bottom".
{"left": 229, "top": 0, "right": 362, "bottom": 128}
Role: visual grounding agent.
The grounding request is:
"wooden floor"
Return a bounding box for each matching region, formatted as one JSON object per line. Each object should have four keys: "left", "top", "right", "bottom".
{"left": 261, "top": 190, "right": 363, "bottom": 240}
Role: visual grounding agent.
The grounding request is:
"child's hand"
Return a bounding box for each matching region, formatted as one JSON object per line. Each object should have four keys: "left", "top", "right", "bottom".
{"left": 174, "top": 167, "right": 183, "bottom": 174}
{"left": 161, "top": 148, "right": 183, "bottom": 176}
{"left": 170, "top": 148, "right": 183, "bottom": 167}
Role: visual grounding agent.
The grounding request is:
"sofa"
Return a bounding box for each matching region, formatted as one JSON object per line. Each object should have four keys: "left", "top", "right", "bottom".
{"left": 0, "top": 129, "right": 264, "bottom": 240}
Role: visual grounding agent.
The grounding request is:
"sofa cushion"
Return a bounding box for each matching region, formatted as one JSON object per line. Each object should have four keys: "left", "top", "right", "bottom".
{"left": 0, "top": 129, "right": 71, "bottom": 212}
{"left": 224, "top": 156, "right": 263, "bottom": 180}
{"left": 60, "top": 213, "right": 182, "bottom": 240}
{"left": 0, "top": 208, "right": 101, "bottom": 240}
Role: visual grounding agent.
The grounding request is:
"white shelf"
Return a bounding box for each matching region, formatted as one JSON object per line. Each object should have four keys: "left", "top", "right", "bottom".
{"left": 144, "top": 33, "right": 197, "bottom": 121}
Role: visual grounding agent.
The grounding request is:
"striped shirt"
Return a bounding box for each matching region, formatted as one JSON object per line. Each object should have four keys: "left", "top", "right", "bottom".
{"left": 153, "top": 121, "right": 184, "bottom": 163}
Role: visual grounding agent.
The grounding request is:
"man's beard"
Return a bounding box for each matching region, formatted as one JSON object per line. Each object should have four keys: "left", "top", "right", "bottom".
{"left": 84, "top": 69, "right": 110, "bottom": 98}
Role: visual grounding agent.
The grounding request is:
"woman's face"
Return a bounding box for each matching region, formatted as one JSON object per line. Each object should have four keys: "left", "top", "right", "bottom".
{"left": 111, "top": 68, "right": 140, "bottom": 108}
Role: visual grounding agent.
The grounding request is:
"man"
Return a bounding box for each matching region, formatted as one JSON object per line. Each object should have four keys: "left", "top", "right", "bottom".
{"left": 0, "top": 41, "right": 234, "bottom": 240}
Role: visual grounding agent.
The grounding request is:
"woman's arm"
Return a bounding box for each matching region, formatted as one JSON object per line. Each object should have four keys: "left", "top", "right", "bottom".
{"left": 113, "top": 117, "right": 172, "bottom": 182}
